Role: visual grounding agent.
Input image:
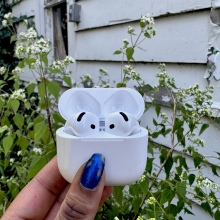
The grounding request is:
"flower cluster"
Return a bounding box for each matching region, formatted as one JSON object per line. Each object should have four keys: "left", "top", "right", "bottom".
{"left": 160, "top": 112, "right": 169, "bottom": 123}
{"left": 2, "top": 12, "right": 13, "bottom": 27}
{"left": 147, "top": 197, "right": 157, "bottom": 205}
{"left": 196, "top": 173, "right": 219, "bottom": 190}
{"left": 140, "top": 14, "right": 156, "bottom": 37}
{"left": 128, "top": 26, "right": 135, "bottom": 34}
{"left": 10, "top": 89, "right": 26, "bottom": 101}
{"left": 0, "top": 93, "right": 9, "bottom": 102}
{"left": 27, "top": 38, "right": 50, "bottom": 55}
{"left": 0, "top": 67, "right": 7, "bottom": 75}
{"left": 63, "top": 56, "right": 75, "bottom": 65}
{"left": 15, "top": 28, "right": 50, "bottom": 59}
{"left": 123, "top": 65, "right": 140, "bottom": 80}
{"left": 33, "top": 147, "right": 42, "bottom": 155}
{"left": 50, "top": 56, "right": 75, "bottom": 71}
{"left": 139, "top": 174, "right": 147, "bottom": 182}
{"left": 19, "top": 27, "right": 37, "bottom": 41}
{"left": 12, "top": 67, "right": 24, "bottom": 75}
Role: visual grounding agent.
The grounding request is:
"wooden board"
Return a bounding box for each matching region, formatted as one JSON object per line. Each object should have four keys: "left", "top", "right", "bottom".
{"left": 76, "top": 0, "right": 211, "bottom": 30}
{"left": 74, "top": 11, "right": 210, "bottom": 63}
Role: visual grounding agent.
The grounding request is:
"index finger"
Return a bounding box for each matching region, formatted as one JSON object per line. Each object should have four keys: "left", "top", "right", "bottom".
{"left": 2, "top": 156, "right": 67, "bottom": 220}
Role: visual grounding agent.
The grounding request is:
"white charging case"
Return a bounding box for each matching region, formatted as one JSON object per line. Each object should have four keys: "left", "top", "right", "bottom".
{"left": 56, "top": 88, "right": 148, "bottom": 185}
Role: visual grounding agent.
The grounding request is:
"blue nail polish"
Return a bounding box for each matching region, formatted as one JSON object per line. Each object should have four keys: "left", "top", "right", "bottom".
{"left": 80, "top": 153, "right": 105, "bottom": 190}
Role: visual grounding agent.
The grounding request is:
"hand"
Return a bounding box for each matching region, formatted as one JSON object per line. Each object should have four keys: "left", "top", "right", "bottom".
{"left": 2, "top": 154, "right": 112, "bottom": 220}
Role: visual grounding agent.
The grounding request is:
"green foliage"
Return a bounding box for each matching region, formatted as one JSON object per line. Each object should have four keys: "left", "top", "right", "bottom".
{"left": 0, "top": 10, "right": 73, "bottom": 215}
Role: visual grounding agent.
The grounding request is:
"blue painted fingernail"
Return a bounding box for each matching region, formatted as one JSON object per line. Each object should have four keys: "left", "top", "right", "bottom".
{"left": 80, "top": 153, "right": 105, "bottom": 191}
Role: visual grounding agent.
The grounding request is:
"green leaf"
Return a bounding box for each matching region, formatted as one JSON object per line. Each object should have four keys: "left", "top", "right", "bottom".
{"left": 199, "top": 123, "right": 209, "bottom": 136}
{"left": 3, "top": 135, "right": 14, "bottom": 155}
{"left": 201, "top": 202, "right": 212, "bottom": 216}
{"left": 0, "top": 98, "right": 4, "bottom": 111}
{"left": 193, "top": 156, "right": 203, "bottom": 168}
{"left": 146, "top": 158, "right": 154, "bottom": 174}
{"left": 25, "top": 101, "right": 31, "bottom": 109}
{"left": 63, "top": 76, "right": 72, "bottom": 87}
{"left": 164, "top": 156, "right": 173, "bottom": 178}
{"left": 132, "top": 197, "right": 142, "bottom": 213}
{"left": 211, "top": 164, "right": 219, "bottom": 176}
{"left": 13, "top": 114, "right": 24, "bottom": 130}
{"left": 139, "top": 177, "right": 149, "bottom": 194}
{"left": 28, "top": 155, "right": 48, "bottom": 180}
{"left": 173, "top": 119, "right": 184, "bottom": 132}
{"left": 155, "top": 104, "right": 161, "bottom": 117}
{"left": 26, "top": 82, "right": 35, "bottom": 97}
{"left": 34, "top": 121, "right": 48, "bottom": 143}
{"left": 177, "top": 127, "right": 185, "bottom": 146}
{"left": 116, "top": 82, "right": 126, "bottom": 88}
{"left": 10, "top": 99, "right": 20, "bottom": 113}
{"left": 18, "top": 60, "right": 25, "bottom": 68}
{"left": 160, "top": 188, "right": 175, "bottom": 205}
{"left": 0, "top": 125, "right": 8, "bottom": 134}
{"left": 176, "top": 182, "right": 186, "bottom": 200}
{"left": 126, "top": 47, "right": 134, "bottom": 61}
{"left": 40, "top": 54, "right": 48, "bottom": 66}
{"left": 144, "top": 31, "right": 151, "bottom": 38}
{"left": 10, "top": 35, "right": 17, "bottom": 43}
{"left": 0, "top": 190, "right": 5, "bottom": 203}
{"left": 113, "top": 50, "right": 122, "bottom": 55}
{"left": 153, "top": 118, "right": 158, "bottom": 126}
{"left": 48, "top": 81, "right": 60, "bottom": 100}
{"left": 113, "top": 186, "right": 124, "bottom": 206}
{"left": 17, "top": 136, "right": 29, "bottom": 154}
{"left": 25, "top": 57, "right": 36, "bottom": 67}
{"left": 214, "top": 210, "right": 220, "bottom": 220}
{"left": 188, "top": 174, "right": 196, "bottom": 186}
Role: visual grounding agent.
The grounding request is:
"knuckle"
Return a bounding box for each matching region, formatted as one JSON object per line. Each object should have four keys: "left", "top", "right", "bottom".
{"left": 58, "top": 192, "right": 94, "bottom": 219}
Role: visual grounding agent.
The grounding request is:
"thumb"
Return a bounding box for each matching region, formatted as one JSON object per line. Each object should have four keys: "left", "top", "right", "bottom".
{"left": 55, "top": 153, "right": 106, "bottom": 220}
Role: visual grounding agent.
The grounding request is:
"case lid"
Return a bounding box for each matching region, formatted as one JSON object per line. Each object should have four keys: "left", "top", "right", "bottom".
{"left": 58, "top": 88, "right": 145, "bottom": 120}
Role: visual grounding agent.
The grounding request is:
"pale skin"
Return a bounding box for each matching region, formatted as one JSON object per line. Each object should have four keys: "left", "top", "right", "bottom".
{"left": 2, "top": 156, "right": 112, "bottom": 220}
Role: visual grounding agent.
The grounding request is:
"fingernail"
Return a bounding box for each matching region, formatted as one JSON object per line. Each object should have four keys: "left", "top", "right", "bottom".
{"left": 80, "top": 153, "right": 105, "bottom": 191}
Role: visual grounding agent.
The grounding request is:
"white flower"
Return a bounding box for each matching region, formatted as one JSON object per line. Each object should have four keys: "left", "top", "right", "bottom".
{"left": 114, "top": 217, "right": 120, "bottom": 220}
{"left": 0, "top": 67, "right": 7, "bottom": 75}
{"left": 123, "top": 39, "right": 129, "bottom": 46}
{"left": 139, "top": 174, "right": 146, "bottom": 182}
{"left": 33, "top": 147, "right": 42, "bottom": 155}
{"left": 4, "top": 12, "right": 13, "bottom": 20}
{"left": 128, "top": 26, "right": 135, "bottom": 34}
{"left": 11, "top": 89, "right": 26, "bottom": 101}
{"left": 23, "top": 19, "right": 28, "bottom": 25}
{"left": 17, "top": 151, "right": 22, "bottom": 156}
{"left": 147, "top": 197, "right": 156, "bottom": 205}
{"left": 12, "top": 67, "right": 23, "bottom": 74}
{"left": 15, "top": 44, "right": 26, "bottom": 58}
{"left": 64, "top": 56, "right": 75, "bottom": 65}
{"left": 2, "top": 20, "right": 7, "bottom": 27}
{"left": 140, "top": 14, "right": 155, "bottom": 26}
{"left": 9, "top": 158, "right": 15, "bottom": 164}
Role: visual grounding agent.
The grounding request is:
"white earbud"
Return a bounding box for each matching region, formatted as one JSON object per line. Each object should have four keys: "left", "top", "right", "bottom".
{"left": 105, "top": 111, "right": 140, "bottom": 136}
{"left": 64, "top": 112, "right": 99, "bottom": 136}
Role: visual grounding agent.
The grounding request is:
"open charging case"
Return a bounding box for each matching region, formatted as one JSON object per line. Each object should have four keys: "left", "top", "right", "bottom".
{"left": 56, "top": 88, "right": 148, "bottom": 185}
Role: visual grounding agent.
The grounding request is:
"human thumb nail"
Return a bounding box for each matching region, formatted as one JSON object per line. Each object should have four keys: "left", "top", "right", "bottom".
{"left": 80, "top": 153, "right": 105, "bottom": 191}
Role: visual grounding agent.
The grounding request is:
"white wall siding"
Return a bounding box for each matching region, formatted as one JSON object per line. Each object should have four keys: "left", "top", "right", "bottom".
{"left": 74, "top": 11, "right": 210, "bottom": 63}
{"left": 76, "top": 0, "right": 210, "bottom": 30}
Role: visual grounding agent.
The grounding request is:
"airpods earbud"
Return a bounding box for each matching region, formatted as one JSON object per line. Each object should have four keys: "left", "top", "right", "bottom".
{"left": 63, "top": 112, "right": 99, "bottom": 136}
{"left": 105, "top": 111, "right": 140, "bottom": 136}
